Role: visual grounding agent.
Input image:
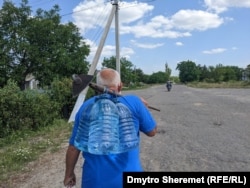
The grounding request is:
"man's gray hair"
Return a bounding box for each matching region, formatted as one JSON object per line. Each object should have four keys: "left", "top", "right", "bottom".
{"left": 96, "top": 68, "right": 121, "bottom": 87}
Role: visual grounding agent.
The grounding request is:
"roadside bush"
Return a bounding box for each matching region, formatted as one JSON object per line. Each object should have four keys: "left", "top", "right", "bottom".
{"left": 48, "top": 77, "right": 96, "bottom": 119}
{"left": 0, "top": 80, "right": 60, "bottom": 138}
{"left": 48, "top": 77, "right": 76, "bottom": 119}
{"left": 21, "top": 89, "right": 60, "bottom": 129}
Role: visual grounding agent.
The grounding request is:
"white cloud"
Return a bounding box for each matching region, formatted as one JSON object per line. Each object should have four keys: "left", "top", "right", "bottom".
{"left": 203, "top": 48, "right": 227, "bottom": 54}
{"left": 204, "top": 0, "right": 250, "bottom": 13}
{"left": 175, "top": 42, "right": 183, "bottom": 46}
{"left": 102, "top": 45, "right": 116, "bottom": 57}
{"left": 83, "top": 38, "right": 97, "bottom": 58}
{"left": 172, "top": 10, "right": 224, "bottom": 31}
{"left": 73, "top": 1, "right": 225, "bottom": 41}
{"left": 71, "top": 0, "right": 250, "bottom": 40}
{"left": 126, "top": 26, "right": 188, "bottom": 38}
{"left": 73, "top": 0, "right": 248, "bottom": 71}
{"left": 84, "top": 37, "right": 134, "bottom": 63}
{"left": 121, "top": 15, "right": 192, "bottom": 38}
{"left": 120, "top": 47, "right": 134, "bottom": 59}
{"left": 131, "top": 40, "right": 164, "bottom": 49}
{"left": 73, "top": 0, "right": 112, "bottom": 34}
{"left": 84, "top": 38, "right": 115, "bottom": 63}
{"left": 119, "top": 1, "right": 154, "bottom": 24}
{"left": 120, "top": 9, "right": 224, "bottom": 38}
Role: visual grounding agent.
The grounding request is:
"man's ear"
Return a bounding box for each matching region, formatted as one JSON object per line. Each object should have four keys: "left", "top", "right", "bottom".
{"left": 118, "top": 82, "right": 123, "bottom": 92}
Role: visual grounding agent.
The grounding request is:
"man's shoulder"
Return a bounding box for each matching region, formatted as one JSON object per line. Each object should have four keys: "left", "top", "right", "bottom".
{"left": 119, "top": 94, "right": 141, "bottom": 103}
{"left": 118, "top": 95, "right": 143, "bottom": 111}
{"left": 121, "top": 94, "right": 140, "bottom": 99}
{"left": 78, "top": 97, "right": 96, "bottom": 111}
{"left": 84, "top": 96, "right": 96, "bottom": 102}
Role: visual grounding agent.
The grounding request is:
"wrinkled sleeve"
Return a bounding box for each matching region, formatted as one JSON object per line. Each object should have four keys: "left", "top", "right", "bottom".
{"left": 126, "top": 95, "right": 156, "bottom": 134}
{"left": 69, "top": 110, "right": 80, "bottom": 145}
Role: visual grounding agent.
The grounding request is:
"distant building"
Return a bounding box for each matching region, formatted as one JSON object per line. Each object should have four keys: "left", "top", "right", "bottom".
{"left": 242, "top": 69, "right": 250, "bottom": 81}
{"left": 25, "top": 74, "right": 39, "bottom": 89}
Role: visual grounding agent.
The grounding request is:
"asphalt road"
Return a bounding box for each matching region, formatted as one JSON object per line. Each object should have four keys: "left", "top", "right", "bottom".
{"left": 124, "top": 84, "right": 250, "bottom": 171}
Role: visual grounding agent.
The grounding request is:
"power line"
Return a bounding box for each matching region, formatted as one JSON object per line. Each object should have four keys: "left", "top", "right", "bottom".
{"left": 85, "top": 3, "right": 112, "bottom": 47}
{"left": 61, "top": 0, "right": 111, "bottom": 17}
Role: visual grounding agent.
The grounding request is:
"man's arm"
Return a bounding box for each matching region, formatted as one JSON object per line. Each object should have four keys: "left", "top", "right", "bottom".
{"left": 145, "top": 126, "right": 157, "bottom": 137}
{"left": 140, "top": 97, "right": 149, "bottom": 107}
{"left": 64, "top": 145, "right": 80, "bottom": 187}
{"left": 139, "top": 97, "right": 157, "bottom": 137}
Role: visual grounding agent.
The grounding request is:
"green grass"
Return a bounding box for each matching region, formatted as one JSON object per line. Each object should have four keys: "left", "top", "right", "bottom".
{"left": 187, "top": 81, "right": 250, "bottom": 88}
{"left": 0, "top": 119, "right": 72, "bottom": 183}
{"left": 122, "top": 83, "right": 159, "bottom": 91}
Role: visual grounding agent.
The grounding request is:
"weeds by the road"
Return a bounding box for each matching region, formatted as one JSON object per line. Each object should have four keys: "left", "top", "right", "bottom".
{"left": 0, "top": 119, "right": 72, "bottom": 183}
{"left": 187, "top": 81, "right": 250, "bottom": 88}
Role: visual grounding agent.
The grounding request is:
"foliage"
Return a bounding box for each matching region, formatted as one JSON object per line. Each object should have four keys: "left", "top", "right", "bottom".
{"left": 49, "top": 77, "right": 73, "bottom": 105}
{"left": 177, "top": 61, "right": 247, "bottom": 83}
{"left": 133, "top": 68, "right": 145, "bottom": 83}
{"left": 176, "top": 60, "right": 200, "bottom": 83}
{"left": 244, "top": 65, "right": 250, "bottom": 80}
{"left": 0, "top": 0, "right": 90, "bottom": 89}
{"left": 48, "top": 76, "right": 96, "bottom": 118}
{"left": 0, "top": 80, "right": 60, "bottom": 137}
{"left": 101, "top": 56, "right": 170, "bottom": 85}
{"left": 170, "top": 76, "right": 180, "bottom": 83}
{"left": 0, "top": 119, "right": 72, "bottom": 184}
{"left": 187, "top": 81, "right": 250, "bottom": 88}
{"left": 48, "top": 77, "right": 76, "bottom": 119}
{"left": 147, "top": 71, "right": 167, "bottom": 84}
{"left": 102, "top": 56, "right": 135, "bottom": 86}
{"left": 165, "top": 62, "right": 172, "bottom": 80}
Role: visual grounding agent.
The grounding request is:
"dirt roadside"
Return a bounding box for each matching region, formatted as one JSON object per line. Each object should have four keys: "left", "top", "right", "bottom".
{"left": 4, "top": 85, "right": 250, "bottom": 188}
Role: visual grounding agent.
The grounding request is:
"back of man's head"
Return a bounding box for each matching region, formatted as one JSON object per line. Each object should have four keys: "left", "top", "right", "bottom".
{"left": 96, "top": 68, "right": 121, "bottom": 89}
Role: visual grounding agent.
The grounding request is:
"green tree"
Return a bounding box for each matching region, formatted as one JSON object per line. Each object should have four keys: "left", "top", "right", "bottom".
{"left": 0, "top": 0, "right": 90, "bottom": 89}
{"left": 197, "top": 64, "right": 210, "bottom": 82}
{"left": 148, "top": 71, "right": 167, "bottom": 84}
{"left": 48, "top": 77, "right": 76, "bottom": 119}
{"left": 102, "top": 56, "right": 135, "bottom": 86}
{"left": 205, "top": 65, "right": 216, "bottom": 82}
{"left": 101, "top": 56, "right": 116, "bottom": 70}
{"left": 176, "top": 60, "right": 199, "bottom": 83}
{"left": 133, "top": 68, "right": 144, "bottom": 84}
{"left": 229, "top": 66, "right": 243, "bottom": 81}
{"left": 165, "top": 62, "right": 172, "bottom": 81}
{"left": 245, "top": 64, "right": 250, "bottom": 80}
{"left": 0, "top": 80, "right": 59, "bottom": 137}
{"left": 142, "top": 74, "right": 150, "bottom": 84}
{"left": 223, "top": 66, "right": 236, "bottom": 81}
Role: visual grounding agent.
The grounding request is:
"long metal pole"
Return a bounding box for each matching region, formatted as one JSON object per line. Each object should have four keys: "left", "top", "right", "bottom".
{"left": 68, "top": 5, "right": 116, "bottom": 123}
{"left": 114, "top": 0, "right": 120, "bottom": 74}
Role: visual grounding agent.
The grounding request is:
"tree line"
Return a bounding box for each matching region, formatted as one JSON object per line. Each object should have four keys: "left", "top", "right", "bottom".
{"left": 176, "top": 60, "right": 250, "bottom": 83}
{"left": 0, "top": 0, "right": 170, "bottom": 91}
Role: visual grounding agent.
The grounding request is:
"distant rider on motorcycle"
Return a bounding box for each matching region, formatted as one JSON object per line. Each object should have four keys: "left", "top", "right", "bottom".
{"left": 166, "top": 81, "right": 172, "bottom": 92}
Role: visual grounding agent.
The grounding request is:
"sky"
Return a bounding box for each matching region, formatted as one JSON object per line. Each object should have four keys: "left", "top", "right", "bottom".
{"left": 1, "top": 0, "right": 250, "bottom": 76}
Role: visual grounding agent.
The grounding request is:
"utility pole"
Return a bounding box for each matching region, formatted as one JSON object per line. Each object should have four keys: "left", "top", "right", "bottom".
{"left": 114, "top": 0, "right": 120, "bottom": 74}
{"left": 68, "top": 3, "right": 117, "bottom": 123}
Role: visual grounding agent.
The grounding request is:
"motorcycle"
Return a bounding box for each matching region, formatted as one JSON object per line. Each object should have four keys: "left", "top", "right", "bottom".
{"left": 166, "top": 81, "right": 172, "bottom": 92}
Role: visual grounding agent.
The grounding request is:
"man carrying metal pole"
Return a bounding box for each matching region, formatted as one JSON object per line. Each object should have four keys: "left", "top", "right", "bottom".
{"left": 64, "top": 68, "right": 157, "bottom": 188}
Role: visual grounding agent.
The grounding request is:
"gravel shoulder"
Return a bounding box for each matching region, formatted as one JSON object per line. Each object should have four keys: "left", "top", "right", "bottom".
{"left": 6, "top": 85, "right": 250, "bottom": 188}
